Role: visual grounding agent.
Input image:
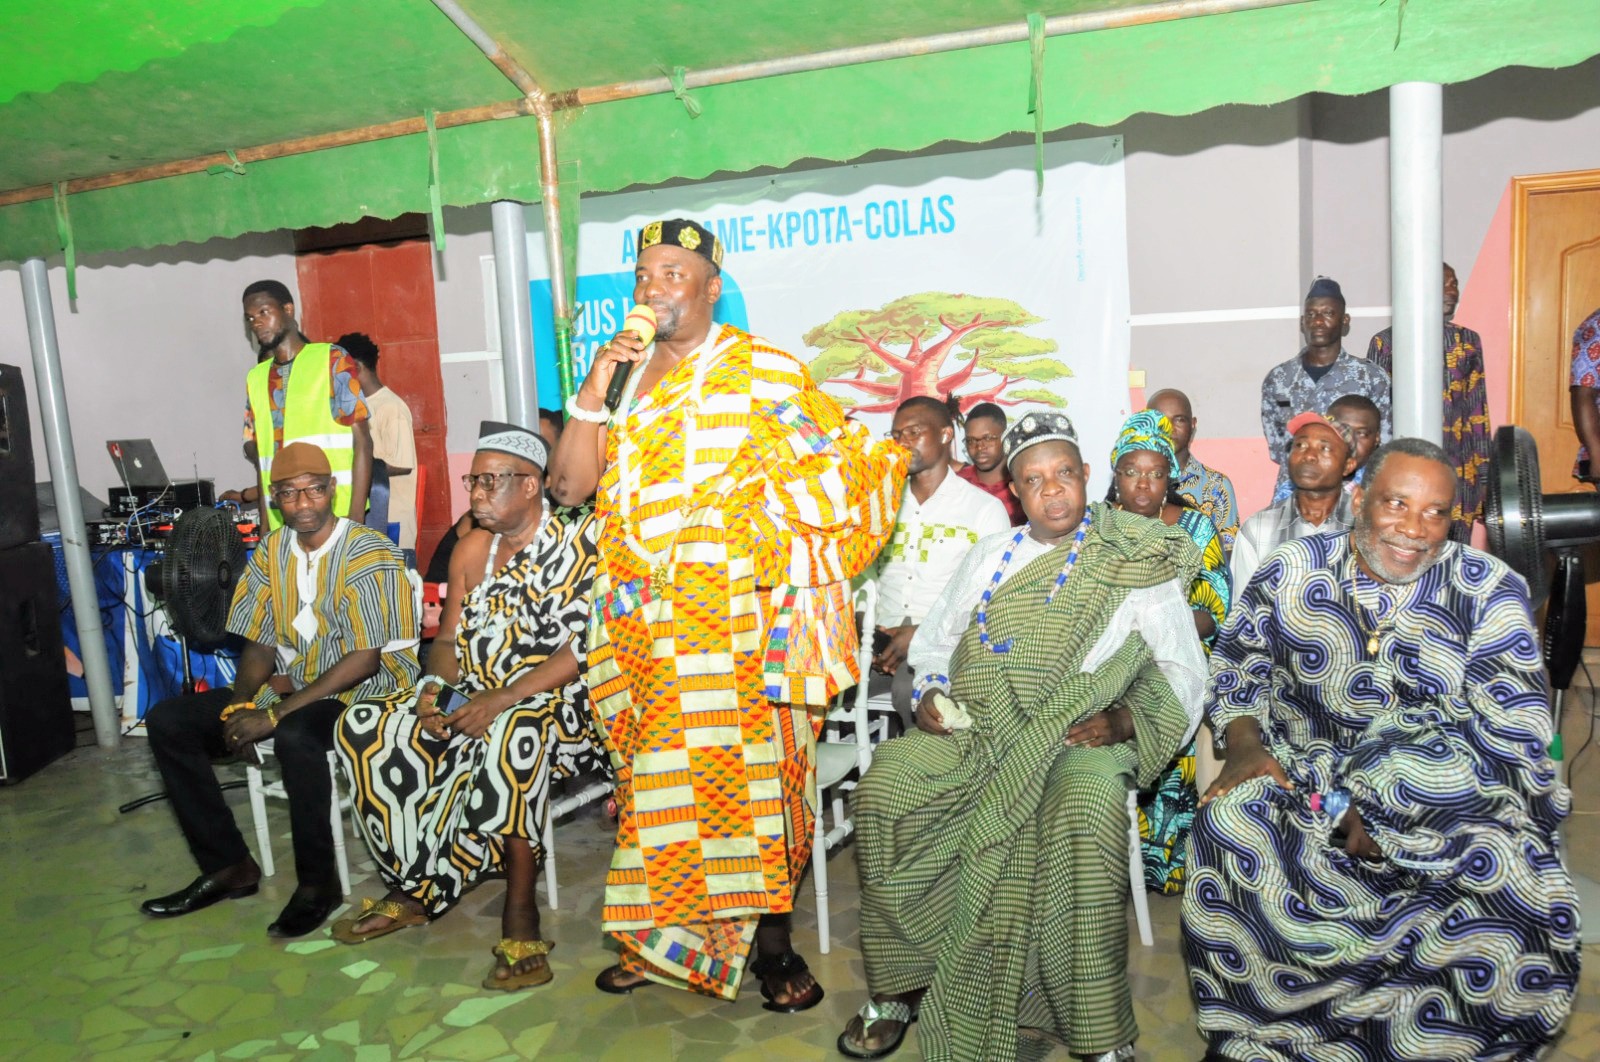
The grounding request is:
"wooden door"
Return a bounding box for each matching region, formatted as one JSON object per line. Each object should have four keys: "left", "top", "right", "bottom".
{"left": 293, "top": 219, "right": 450, "bottom": 565}
{"left": 1511, "top": 170, "right": 1600, "bottom": 644}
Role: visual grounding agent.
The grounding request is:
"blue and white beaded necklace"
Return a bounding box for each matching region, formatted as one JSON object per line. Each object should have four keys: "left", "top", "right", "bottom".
{"left": 975, "top": 511, "right": 1093, "bottom": 654}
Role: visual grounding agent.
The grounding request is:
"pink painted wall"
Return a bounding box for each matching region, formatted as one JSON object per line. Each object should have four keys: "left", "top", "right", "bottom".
{"left": 1192, "top": 437, "right": 1276, "bottom": 519}
{"left": 1458, "top": 184, "right": 1514, "bottom": 432}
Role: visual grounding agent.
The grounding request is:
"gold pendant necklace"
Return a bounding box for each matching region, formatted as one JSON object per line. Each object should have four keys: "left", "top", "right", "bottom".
{"left": 1349, "top": 547, "right": 1413, "bottom": 656}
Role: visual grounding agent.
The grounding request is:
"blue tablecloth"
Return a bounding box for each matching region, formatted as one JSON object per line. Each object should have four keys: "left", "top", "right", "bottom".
{"left": 47, "top": 534, "right": 239, "bottom": 730}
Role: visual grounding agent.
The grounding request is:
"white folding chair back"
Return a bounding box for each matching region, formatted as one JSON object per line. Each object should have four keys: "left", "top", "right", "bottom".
{"left": 812, "top": 580, "right": 883, "bottom": 953}
{"left": 244, "top": 739, "right": 353, "bottom": 897}
{"left": 1127, "top": 787, "right": 1154, "bottom": 947}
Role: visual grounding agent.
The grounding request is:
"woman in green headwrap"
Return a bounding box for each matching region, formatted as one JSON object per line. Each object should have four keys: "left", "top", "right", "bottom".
{"left": 1105, "top": 409, "right": 1230, "bottom": 894}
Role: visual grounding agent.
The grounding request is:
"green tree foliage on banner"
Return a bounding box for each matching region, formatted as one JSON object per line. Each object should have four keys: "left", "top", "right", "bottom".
{"left": 805, "top": 292, "right": 1070, "bottom": 414}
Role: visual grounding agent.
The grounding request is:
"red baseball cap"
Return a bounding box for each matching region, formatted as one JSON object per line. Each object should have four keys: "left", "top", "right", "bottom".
{"left": 1286, "top": 411, "right": 1354, "bottom": 452}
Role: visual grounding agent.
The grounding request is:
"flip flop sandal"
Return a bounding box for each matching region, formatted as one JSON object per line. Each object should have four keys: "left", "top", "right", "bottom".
{"left": 482, "top": 939, "right": 554, "bottom": 991}
{"left": 329, "top": 898, "right": 428, "bottom": 945}
{"left": 594, "top": 964, "right": 654, "bottom": 995}
{"left": 749, "top": 949, "right": 825, "bottom": 1013}
{"left": 837, "top": 998, "right": 918, "bottom": 1060}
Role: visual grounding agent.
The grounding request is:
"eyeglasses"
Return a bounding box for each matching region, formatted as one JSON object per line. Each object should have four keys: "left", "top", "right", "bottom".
{"left": 1115, "top": 467, "right": 1169, "bottom": 482}
{"left": 270, "top": 481, "right": 331, "bottom": 505}
{"left": 461, "top": 472, "right": 535, "bottom": 493}
{"left": 887, "top": 425, "right": 933, "bottom": 443}
{"left": 965, "top": 432, "right": 1002, "bottom": 445}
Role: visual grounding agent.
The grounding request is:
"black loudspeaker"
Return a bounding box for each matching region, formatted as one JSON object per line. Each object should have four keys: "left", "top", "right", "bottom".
{"left": 0, "top": 542, "right": 74, "bottom": 783}
{"left": 0, "top": 365, "right": 41, "bottom": 550}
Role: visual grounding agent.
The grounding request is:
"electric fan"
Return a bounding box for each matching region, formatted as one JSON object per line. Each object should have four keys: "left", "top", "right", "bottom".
{"left": 119, "top": 507, "right": 249, "bottom": 815}
{"left": 145, "top": 507, "right": 247, "bottom": 689}
{"left": 1484, "top": 424, "right": 1600, "bottom": 942}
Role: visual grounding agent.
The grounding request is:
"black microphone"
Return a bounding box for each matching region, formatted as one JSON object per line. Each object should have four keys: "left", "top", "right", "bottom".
{"left": 604, "top": 305, "right": 658, "bottom": 412}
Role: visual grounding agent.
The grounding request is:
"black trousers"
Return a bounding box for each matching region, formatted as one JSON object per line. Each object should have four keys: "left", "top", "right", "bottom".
{"left": 144, "top": 688, "right": 345, "bottom": 890}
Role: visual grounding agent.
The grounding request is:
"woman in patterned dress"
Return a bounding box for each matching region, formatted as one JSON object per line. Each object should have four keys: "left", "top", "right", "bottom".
{"left": 333, "top": 422, "right": 607, "bottom": 991}
{"left": 1105, "top": 410, "right": 1230, "bottom": 894}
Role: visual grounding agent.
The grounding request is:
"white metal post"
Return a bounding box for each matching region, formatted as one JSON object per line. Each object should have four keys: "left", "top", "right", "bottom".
{"left": 20, "top": 257, "right": 119, "bottom": 747}
{"left": 1388, "top": 82, "right": 1444, "bottom": 443}
{"left": 491, "top": 201, "right": 538, "bottom": 428}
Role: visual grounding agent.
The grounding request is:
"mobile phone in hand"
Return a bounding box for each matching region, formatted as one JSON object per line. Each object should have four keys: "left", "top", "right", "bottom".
{"left": 430, "top": 680, "right": 472, "bottom": 716}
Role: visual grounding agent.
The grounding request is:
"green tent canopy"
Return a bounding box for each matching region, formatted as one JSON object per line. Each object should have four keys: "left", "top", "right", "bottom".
{"left": 3, "top": 0, "right": 1600, "bottom": 262}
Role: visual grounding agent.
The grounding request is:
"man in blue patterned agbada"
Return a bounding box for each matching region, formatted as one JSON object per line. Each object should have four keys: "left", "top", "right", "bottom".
{"left": 1182, "top": 437, "right": 1579, "bottom": 1061}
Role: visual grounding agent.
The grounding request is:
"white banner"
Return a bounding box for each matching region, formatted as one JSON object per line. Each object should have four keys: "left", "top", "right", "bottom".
{"left": 529, "top": 136, "right": 1130, "bottom": 496}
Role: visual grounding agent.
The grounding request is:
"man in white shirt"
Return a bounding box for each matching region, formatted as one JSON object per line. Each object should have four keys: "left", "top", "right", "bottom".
{"left": 872, "top": 395, "right": 1009, "bottom": 724}
{"left": 341, "top": 333, "right": 419, "bottom": 551}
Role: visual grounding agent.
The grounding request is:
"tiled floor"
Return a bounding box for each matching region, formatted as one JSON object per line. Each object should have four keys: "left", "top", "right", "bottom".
{"left": 5, "top": 701, "right": 1600, "bottom": 1062}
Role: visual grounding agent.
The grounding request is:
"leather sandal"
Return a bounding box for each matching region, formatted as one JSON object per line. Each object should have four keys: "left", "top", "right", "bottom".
{"left": 749, "top": 949, "right": 825, "bottom": 1013}
{"left": 594, "top": 963, "right": 652, "bottom": 994}
{"left": 482, "top": 938, "right": 554, "bottom": 991}
{"left": 837, "top": 998, "right": 918, "bottom": 1059}
{"left": 330, "top": 897, "right": 427, "bottom": 945}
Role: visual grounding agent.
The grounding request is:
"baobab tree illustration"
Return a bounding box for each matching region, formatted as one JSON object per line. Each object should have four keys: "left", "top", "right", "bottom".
{"left": 804, "top": 292, "right": 1070, "bottom": 414}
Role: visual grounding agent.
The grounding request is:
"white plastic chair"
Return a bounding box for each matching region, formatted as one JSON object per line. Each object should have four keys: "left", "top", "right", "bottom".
{"left": 245, "top": 740, "right": 353, "bottom": 897}
{"left": 538, "top": 778, "right": 611, "bottom": 909}
{"left": 1127, "top": 786, "right": 1154, "bottom": 947}
{"left": 859, "top": 577, "right": 905, "bottom": 730}
{"left": 812, "top": 581, "right": 886, "bottom": 953}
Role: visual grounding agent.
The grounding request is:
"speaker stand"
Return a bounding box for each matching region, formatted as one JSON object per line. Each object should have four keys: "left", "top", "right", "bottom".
{"left": 1541, "top": 549, "right": 1600, "bottom": 943}
{"left": 1553, "top": 686, "right": 1600, "bottom": 946}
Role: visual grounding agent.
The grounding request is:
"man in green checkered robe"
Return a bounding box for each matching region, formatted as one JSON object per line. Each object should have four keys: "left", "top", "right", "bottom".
{"left": 837, "top": 412, "right": 1208, "bottom": 1062}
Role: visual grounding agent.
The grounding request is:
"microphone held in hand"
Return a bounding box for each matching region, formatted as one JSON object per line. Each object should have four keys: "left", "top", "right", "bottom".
{"left": 603, "top": 305, "right": 659, "bottom": 411}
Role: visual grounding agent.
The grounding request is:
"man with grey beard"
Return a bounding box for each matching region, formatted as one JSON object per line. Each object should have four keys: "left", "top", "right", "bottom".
{"left": 1181, "top": 437, "right": 1579, "bottom": 1061}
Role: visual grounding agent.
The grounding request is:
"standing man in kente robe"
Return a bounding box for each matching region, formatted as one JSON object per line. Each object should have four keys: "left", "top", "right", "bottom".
{"left": 548, "top": 218, "right": 906, "bottom": 1007}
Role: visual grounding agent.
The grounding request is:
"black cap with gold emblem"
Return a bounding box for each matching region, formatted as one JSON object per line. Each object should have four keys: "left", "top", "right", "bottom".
{"left": 637, "top": 218, "right": 723, "bottom": 273}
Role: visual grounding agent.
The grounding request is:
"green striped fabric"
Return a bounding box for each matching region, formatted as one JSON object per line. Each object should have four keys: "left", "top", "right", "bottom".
{"left": 854, "top": 504, "right": 1197, "bottom": 1061}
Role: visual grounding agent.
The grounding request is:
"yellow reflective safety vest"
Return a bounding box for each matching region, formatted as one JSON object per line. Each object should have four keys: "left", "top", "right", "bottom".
{"left": 246, "top": 343, "right": 355, "bottom": 530}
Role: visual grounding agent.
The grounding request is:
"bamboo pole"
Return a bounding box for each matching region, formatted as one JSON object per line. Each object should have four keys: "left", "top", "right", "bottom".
{"left": 0, "top": 0, "right": 1313, "bottom": 209}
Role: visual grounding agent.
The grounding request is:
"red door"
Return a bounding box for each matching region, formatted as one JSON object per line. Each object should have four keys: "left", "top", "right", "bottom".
{"left": 295, "top": 231, "right": 449, "bottom": 564}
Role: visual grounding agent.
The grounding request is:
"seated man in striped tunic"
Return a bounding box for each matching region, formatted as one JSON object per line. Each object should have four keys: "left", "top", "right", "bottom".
{"left": 333, "top": 421, "right": 607, "bottom": 993}
{"left": 836, "top": 412, "right": 1209, "bottom": 1062}
{"left": 141, "top": 442, "right": 418, "bottom": 939}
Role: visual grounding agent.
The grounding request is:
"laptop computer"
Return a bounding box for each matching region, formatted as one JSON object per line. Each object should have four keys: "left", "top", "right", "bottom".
{"left": 107, "top": 439, "right": 170, "bottom": 490}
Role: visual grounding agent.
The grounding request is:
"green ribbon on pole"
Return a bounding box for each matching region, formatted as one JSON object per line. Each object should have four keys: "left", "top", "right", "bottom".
{"left": 665, "top": 66, "right": 702, "bottom": 119}
{"left": 52, "top": 183, "right": 77, "bottom": 301}
{"left": 555, "top": 316, "right": 577, "bottom": 405}
{"left": 425, "top": 109, "right": 445, "bottom": 251}
{"left": 1027, "top": 13, "right": 1046, "bottom": 196}
{"left": 205, "top": 149, "right": 247, "bottom": 177}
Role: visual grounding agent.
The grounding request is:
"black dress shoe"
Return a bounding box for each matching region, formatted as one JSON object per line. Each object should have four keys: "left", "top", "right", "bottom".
{"left": 141, "top": 870, "right": 260, "bottom": 918}
{"left": 267, "top": 887, "right": 342, "bottom": 938}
